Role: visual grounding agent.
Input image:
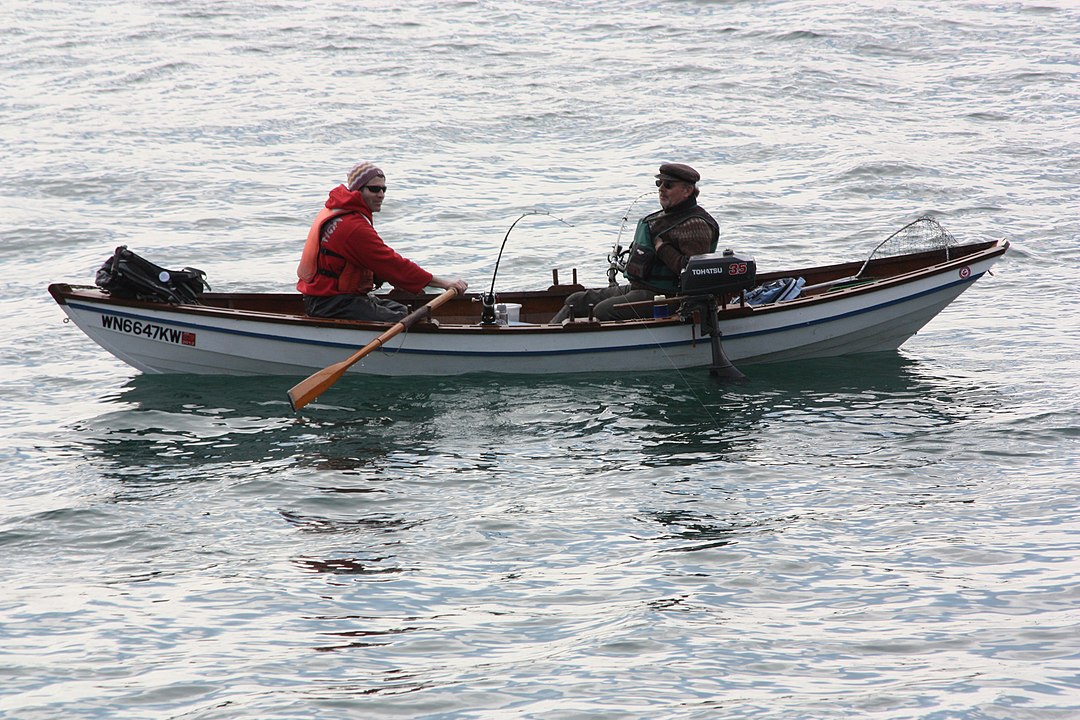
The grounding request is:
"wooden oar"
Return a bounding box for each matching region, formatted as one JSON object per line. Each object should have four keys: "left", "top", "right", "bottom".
{"left": 287, "top": 288, "right": 459, "bottom": 411}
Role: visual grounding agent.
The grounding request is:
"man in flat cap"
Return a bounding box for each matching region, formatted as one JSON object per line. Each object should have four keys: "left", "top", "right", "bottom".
{"left": 297, "top": 161, "right": 468, "bottom": 322}
{"left": 552, "top": 162, "right": 719, "bottom": 322}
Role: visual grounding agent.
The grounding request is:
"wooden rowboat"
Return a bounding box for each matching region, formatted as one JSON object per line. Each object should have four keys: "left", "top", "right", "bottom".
{"left": 49, "top": 228, "right": 1008, "bottom": 379}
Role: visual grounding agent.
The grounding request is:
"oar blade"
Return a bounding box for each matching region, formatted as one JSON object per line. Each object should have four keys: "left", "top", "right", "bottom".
{"left": 287, "top": 362, "right": 350, "bottom": 411}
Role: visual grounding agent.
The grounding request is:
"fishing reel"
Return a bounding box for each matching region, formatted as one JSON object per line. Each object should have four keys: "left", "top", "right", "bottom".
{"left": 479, "top": 290, "right": 497, "bottom": 325}
{"left": 606, "top": 243, "right": 629, "bottom": 286}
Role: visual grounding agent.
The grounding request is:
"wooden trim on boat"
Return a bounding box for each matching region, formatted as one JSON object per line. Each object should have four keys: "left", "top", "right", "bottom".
{"left": 48, "top": 238, "right": 1008, "bottom": 334}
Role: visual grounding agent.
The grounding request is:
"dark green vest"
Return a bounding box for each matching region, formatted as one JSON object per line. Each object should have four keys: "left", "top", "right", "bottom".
{"left": 625, "top": 202, "right": 719, "bottom": 294}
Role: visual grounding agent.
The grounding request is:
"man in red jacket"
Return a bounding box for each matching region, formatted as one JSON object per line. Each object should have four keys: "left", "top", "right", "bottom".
{"left": 296, "top": 161, "right": 468, "bottom": 321}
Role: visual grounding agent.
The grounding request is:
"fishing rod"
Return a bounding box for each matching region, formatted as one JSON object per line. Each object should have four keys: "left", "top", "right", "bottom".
{"left": 606, "top": 191, "right": 651, "bottom": 286}
{"left": 481, "top": 210, "right": 573, "bottom": 325}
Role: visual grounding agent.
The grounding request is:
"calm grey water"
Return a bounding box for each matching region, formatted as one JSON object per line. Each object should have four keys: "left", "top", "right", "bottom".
{"left": 3, "top": 1, "right": 1079, "bottom": 718}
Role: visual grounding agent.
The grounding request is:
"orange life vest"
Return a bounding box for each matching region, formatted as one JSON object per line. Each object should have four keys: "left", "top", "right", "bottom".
{"left": 297, "top": 207, "right": 352, "bottom": 284}
{"left": 296, "top": 208, "right": 380, "bottom": 294}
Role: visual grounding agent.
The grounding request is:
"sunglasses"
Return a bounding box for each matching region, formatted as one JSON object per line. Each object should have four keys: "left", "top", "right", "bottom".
{"left": 363, "top": 185, "right": 387, "bottom": 194}
{"left": 655, "top": 180, "right": 681, "bottom": 189}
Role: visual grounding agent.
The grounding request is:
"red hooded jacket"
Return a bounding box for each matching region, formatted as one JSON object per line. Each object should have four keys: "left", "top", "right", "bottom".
{"left": 296, "top": 185, "right": 433, "bottom": 296}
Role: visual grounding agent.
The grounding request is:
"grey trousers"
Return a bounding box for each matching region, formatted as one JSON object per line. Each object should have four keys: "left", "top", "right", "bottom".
{"left": 551, "top": 284, "right": 655, "bottom": 322}
{"left": 303, "top": 293, "right": 409, "bottom": 322}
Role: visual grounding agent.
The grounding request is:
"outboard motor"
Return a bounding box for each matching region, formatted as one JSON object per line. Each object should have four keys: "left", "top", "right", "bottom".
{"left": 679, "top": 249, "right": 757, "bottom": 299}
{"left": 678, "top": 249, "right": 756, "bottom": 382}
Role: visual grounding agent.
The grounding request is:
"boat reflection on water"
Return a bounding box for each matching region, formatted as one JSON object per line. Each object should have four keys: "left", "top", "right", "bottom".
{"left": 69, "top": 354, "right": 998, "bottom": 559}
{"left": 70, "top": 351, "right": 995, "bottom": 492}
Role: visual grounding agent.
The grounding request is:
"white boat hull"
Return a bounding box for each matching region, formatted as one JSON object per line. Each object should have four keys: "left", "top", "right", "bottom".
{"left": 52, "top": 241, "right": 1005, "bottom": 378}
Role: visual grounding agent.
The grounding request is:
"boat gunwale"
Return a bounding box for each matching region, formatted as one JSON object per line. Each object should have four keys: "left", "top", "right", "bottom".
{"left": 48, "top": 238, "right": 1008, "bottom": 335}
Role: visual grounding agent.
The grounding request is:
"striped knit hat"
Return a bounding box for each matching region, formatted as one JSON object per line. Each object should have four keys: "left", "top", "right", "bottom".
{"left": 346, "top": 161, "right": 384, "bottom": 191}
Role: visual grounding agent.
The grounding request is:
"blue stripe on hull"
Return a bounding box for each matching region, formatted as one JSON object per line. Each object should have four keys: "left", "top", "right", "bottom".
{"left": 67, "top": 272, "right": 981, "bottom": 360}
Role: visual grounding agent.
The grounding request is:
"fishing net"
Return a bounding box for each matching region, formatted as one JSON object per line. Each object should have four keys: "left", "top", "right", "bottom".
{"left": 856, "top": 216, "right": 957, "bottom": 277}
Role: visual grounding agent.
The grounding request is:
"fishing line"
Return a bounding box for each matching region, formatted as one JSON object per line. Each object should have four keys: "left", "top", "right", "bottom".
{"left": 637, "top": 315, "right": 729, "bottom": 432}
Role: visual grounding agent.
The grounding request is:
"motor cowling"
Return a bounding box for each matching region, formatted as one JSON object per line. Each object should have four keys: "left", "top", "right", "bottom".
{"left": 679, "top": 249, "right": 756, "bottom": 297}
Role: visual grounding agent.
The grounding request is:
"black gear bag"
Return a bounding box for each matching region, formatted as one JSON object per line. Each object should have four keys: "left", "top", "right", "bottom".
{"left": 95, "top": 245, "right": 209, "bottom": 304}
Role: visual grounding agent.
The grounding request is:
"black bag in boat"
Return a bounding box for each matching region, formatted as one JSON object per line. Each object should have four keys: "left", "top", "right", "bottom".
{"left": 95, "top": 245, "right": 210, "bottom": 304}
